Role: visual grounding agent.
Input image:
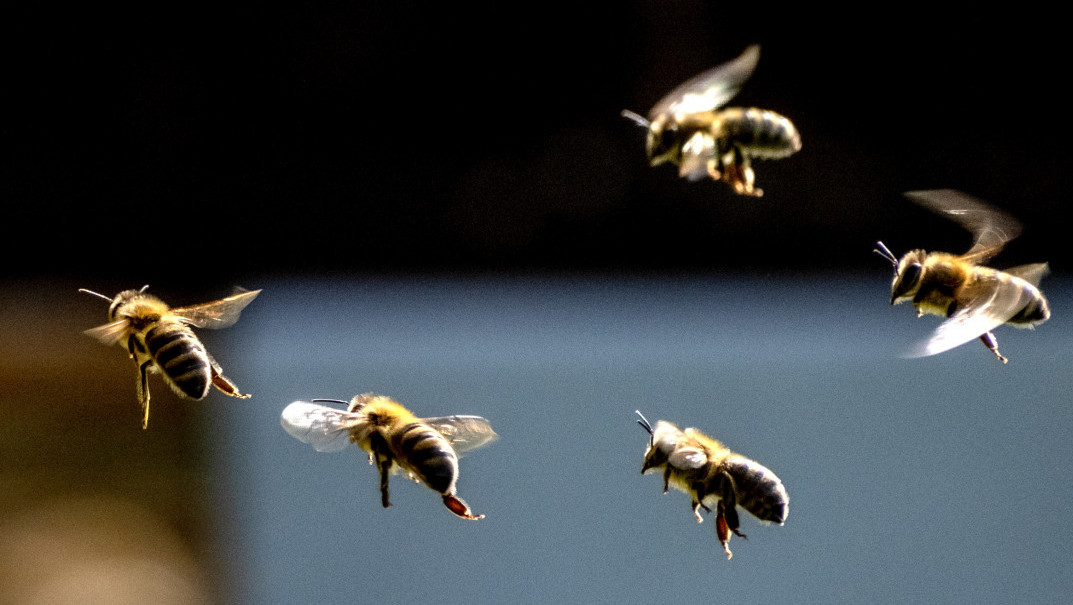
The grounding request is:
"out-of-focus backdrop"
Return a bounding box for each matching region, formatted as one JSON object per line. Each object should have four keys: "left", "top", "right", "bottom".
{"left": 3, "top": 4, "right": 1072, "bottom": 604}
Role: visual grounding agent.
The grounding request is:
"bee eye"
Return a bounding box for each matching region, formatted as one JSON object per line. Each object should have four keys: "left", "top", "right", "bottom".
{"left": 891, "top": 262, "right": 923, "bottom": 302}
{"left": 902, "top": 263, "right": 922, "bottom": 287}
{"left": 653, "top": 123, "right": 679, "bottom": 155}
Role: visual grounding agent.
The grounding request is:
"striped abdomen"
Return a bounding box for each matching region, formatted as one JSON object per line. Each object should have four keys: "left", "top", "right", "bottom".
{"left": 1001, "top": 274, "right": 1051, "bottom": 326}
{"left": 144, "top": 322, "right": 212, "bottom": 400}
{"left": 715, "top": 107, "right": 801, "bottom": 159}
{"left": 723, "top": 456, "right": 789, "bottom": 524}
{"left": 1008, "top": 289, "right": 1050, "bottom": 325}
{"left": 959, "top": 268, "right": 1051, "bottom": 326}
{"left": 390, "top": 422, "right": 460, "bottom": 495}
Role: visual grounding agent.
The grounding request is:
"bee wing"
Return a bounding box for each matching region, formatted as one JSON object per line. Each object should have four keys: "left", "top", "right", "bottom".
{"left": 904, "top": 189, "right": 1021, "bottom": 264}
{"left": 171, "top": 289, "right": 261, "bottom": 329}
{"left": 668, "top": 445, "right": 708, "bottom": 470}
{"left": 1005, "top": 263, "right": 1049, "bottom": 287}
{"left": 82, "top": 319, "right": 131, "bottom": 345}
{"left": 280, "top": 401, "right": 364, "bottom": 452}
{"left": 422, "top": 415, "right": 498, "bottom": 456}
{"left": 679, "top": 132, "right": 716, "bottom": 181}
{"left": 648, "top": 44, "right": 760, "bottom": 119}
{"left": 906, "top": 275, "right": 1035, "bottom": 358}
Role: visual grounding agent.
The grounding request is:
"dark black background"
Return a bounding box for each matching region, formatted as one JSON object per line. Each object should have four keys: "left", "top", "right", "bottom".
{"left": 4, "top": 4, "right": 1069, "bottom": 286}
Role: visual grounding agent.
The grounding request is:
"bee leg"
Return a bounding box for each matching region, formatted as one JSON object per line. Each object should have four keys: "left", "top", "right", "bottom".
{"left": 662, "top": 467, "right": 672, "bottom": 494}
{"left": 979, "top": 332, "right": 1009, "bottom": 363}
{"left": 719, "top": 471, "right": 747, "bottom": 539}
{"left": 443, "top": 494, "right": 484, "bottom": 520}
{"left": 719, "top": 149, "right": 761, "bottom": 197}
{"left": 376, "top": 453, "right": 392, "bottom": 508}
{"left": 365, "top": 434, "right": 394, "bottom": 508}
{"left": 136, "top": 359, "right": 152, "bottom": 429}
{"left": 207, "top": 354, "right": 252, "bottom": 398}
{"left": 706, "top": 158, "right": 723, "bottom": 181}
{"left": 691, "top": 500, "right": 706, "bottom": 523}
{"left": 715, "top": 501, "right": 734, "bottom": 560}
{"left": 691, "top": 481, "right": 711, "bottom": 523}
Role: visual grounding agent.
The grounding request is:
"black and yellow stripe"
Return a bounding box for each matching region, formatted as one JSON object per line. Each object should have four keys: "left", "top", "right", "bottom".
{"left": 717, "top": 107, "right": 801, "bottom": 159}
{"left": 144, "top": 323, "right": 212, "bottom": 400}
{"left": 723, "top": 456, "right": 789, "bottom": 525}
{"left": 391, "top": 422, "right": 458, "bottom": 495}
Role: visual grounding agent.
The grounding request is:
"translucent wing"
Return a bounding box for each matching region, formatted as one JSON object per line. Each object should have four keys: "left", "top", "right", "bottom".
{"left": 83, "top": 319, "right": 131, "bottom": 345}
{"left": 668, "top": 445, "right": 708, "bottom": 470}
{"left": 905, "top": 274, "right": 1034, "bottom": 358}
{"left": 171, "top": 289, "right": 261, "bottom": 329}
{"left": 1005, "top": 263, "right": 1049, "bottom": 287}
{"left": 904, "top": 189, "right": 1021, "bottom": 264}
{"left": 280, "top": 401, "right": 364, "bottom": 453}
{"left": 422, "top": 415, "right": 498, "bottom": 455}
{"left": 648, "top": 45, "right": 760, "bottom": 119}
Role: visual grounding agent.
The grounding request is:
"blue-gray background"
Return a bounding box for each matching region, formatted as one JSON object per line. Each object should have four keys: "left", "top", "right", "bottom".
{"left": 205, "top": 274, "right": 1071, "bottom": 604}
{"left": 3, "top": 2, "right": 1073, "bottom": 603}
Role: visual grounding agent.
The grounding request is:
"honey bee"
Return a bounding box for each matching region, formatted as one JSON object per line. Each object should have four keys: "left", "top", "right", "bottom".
{"left": 635, "top": 411, "right": 788, "bottom": 559}
{"left": 874, "top": 189, "right": 1050, "bottom": 363}
{"left": 80, "top": 285, "right": 260, "bottom": 428}
{"left": 621, "top": 44, "right": 801, "bottom": 197}
{"left": 281, "top": 394, "right": 497, "bottom": 520}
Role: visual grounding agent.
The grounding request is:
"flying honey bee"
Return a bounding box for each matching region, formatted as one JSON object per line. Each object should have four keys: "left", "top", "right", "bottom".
{"left": 635, "top": 411, "right": 788, "bottom": 559}
{"left": 80, "top": 285, "right": 260, "bottom": 428}
{"left": 621, "top": 44, "right": 801, "bottom": 197}
{"left": 874, "top": 189, "right": 1050, "bottom": 363}
{"left": 281, "top": 394, "right": 497, "bottom": 520}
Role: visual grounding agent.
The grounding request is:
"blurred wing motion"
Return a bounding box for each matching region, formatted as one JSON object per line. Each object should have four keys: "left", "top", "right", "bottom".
{"left": 649, "top": 44, "right": 760, "bottom": 118}
{"left": 904, "top": 189, "right": 1021, "bottom": 263}
{"left": 905, "top": 269, "right": 1044, "bottom": 358}
{"left": 172, "top": 289, "right": 262, "bottom": 329}
{"left": 281, "top": 401, "right": 361, "bottom": 452}
{"left": 1006, "top": 263, "right": 1050, "bottom": 287}
{"left": 422, "top": 415, "right": 499, "bottom": 455}
{"left": 83, "top": 319, "right": 133, "bottom": 345}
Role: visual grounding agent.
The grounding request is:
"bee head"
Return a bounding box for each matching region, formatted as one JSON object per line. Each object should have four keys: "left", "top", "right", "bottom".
{"left": 890, "top": 250, "right": 927, "bottom": 305}
{"left": 645, "top": 115, "right": 681, "bottom": 166}
{"left": 79, "top": 285, "right": 152, "bottom": 320}
{"left": 636, "top": 411, "right": 674, "bottom": 474}
{"left": 346, "top": 393, "right": 378, "bottom": 413}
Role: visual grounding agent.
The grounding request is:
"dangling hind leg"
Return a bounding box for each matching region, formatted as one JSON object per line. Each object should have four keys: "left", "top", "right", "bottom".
{"left": 207, "top": 353, "right": 252, "bottom": 398}
{"left": 136, "top": 360, "right": 152, "bottom": 429}
{"left": 442, "top": 493, "right": 484, "bottom": 520}
{"left": 979, "top": 332, "right": 1008, "bottom": 363}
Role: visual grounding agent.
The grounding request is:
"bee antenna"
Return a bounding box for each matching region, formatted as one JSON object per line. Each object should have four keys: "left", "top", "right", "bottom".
{"left": 635, "top": 410, "right": 654, "bottom": 435}
{"left": 873, "top": 241, "right": 898, "bottom": 266}
{"left": 139, "top": 285, "right": 150, "bottom": 292}
{"left": 311, "top": 398, "right": 350, "bottom": 406}
{"left": 620, "top": 109, "right": 650, "bottom": 128}
{"left": 78, "top": 288, "right": 113, "bottom": 303}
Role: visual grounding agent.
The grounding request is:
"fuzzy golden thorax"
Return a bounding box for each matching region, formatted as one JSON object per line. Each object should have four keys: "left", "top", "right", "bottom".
{"left": 890, "top": 250, "right": 971, "bottom": 315}
{"left": 345, "top": 394, "right": 417, "bottom": 452}
{"left": 641, "top": 421, "right": 730, "bottom": 488}
{"left": 109, "top": 290, "right": 170, "bottom": 331}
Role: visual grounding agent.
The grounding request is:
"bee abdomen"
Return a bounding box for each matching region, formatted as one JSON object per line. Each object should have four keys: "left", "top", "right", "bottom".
{"left": 144, "top": 324, "right": 211, "bottom": 400}
{"left": 717, "top": 107, "right": 801, "bottom": 159}
{"left": 393, "top": 423, "right": 459, "bottom": 495}
{"left": 1009, "top": 291, "right": 1051, "bottom": 326}
{"left": 724, "top": 456, "right": 789, "bottom": 524}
